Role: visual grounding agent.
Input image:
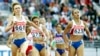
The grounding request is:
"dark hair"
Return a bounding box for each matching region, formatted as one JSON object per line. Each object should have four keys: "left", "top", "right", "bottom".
{"left": 31, "top": 16, "right": 39, "bottom": 21}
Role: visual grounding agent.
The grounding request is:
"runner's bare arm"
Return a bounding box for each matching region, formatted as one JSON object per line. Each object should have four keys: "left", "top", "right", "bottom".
{"left": 5, "top": 16, "right": 14, "bottom": 32}
{"left": 7, "top": 34, "right": 13, "bottom": 48}
{"left": 42, "top": 25, "right": 49, "bottom": 41}
{"left": 25, "top": 16, "right": 41, "bottom": 31}
{"left": 26, "top": 25, "right": 31, "bottom": 35}
{"left": 84, "top": 21, "right": 92, "bottom": 39}
{"left": 63, "top": 21, "right": 72, "bottom": 47}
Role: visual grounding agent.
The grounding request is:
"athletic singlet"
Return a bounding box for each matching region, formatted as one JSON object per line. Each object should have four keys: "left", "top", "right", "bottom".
{"left": 13, "top": 16, "right": 26, "bottom": 32}
{"left": 29, "top": 26, "right": 43, "bottom": 38}
{"left": 70, "top": 20, "right": 85, "bottom": 35}
{"left": 54, "top": 32, "right": 64, "bottom": 44}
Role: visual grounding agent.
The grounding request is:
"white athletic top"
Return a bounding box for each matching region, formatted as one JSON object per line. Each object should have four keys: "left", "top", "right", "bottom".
{"left": 54, "top": 31, "right": 64, "bottom": 44}
{"left": 29, "top": 24, "right": 45, "bottom": 38}
{"left": 70, "top": 20, "right": 85, "bottom": 35}
{"left": 13, "top": 16, "right": 26, "bottom": 32}
{"left": 30, "top": 26, "right": 41, "bottom": 38}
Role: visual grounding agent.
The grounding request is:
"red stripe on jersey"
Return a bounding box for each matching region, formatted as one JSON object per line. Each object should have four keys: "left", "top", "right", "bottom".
{"left": 70, "top": 28, "right": 74, "bottom": 34}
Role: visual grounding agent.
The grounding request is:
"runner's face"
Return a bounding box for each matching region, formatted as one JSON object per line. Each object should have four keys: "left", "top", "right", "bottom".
{"left": 73, "top": 9, "right": 80, "bottom": 19}
{"left": 33, "top": 18, "right": 39, "bottom": 25}
{"left": 13, "top": 5, "right": 22, "bottom": 15}
{"left": 56, "top": 25, "right": 62, "bottom": 32}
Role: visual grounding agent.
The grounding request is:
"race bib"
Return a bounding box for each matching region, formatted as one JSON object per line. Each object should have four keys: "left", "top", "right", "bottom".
{"left": 73, "top": 29, "right": 84, "bottom": 35}
{"left": 31, "top": 30, "right": 41, "bottom": 38}
{"left": 14, "top": 22, "right": 26, "bottom": 32}
{"left": 54, "top": 37, "right": 64, "bottom": 44}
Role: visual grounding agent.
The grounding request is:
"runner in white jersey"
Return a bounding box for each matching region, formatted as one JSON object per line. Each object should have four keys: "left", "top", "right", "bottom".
{"left": 40, "top": 17, "right": 52, "bottom": 56}
{"left": 26, "top": 17, "right": 48, "bottom": 56}
{"left": 63, "top": 8, "right": 93, "bottom": 56}
{"left": 53, "top": 23, "right": 67, "bottom": 56}
{"left": 5, "top": 3, "right": 41, "bottom": 56}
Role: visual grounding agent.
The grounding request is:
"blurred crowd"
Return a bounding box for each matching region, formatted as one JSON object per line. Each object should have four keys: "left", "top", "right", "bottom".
{"left": 0, "top": 0, "right": 100, "bottom": 42}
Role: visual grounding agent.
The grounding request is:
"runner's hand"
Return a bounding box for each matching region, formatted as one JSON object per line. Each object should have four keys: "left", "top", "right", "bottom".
{"left": 66, "top": 47, "right": 69, "bottom": 51}
{"left": 11, "top": 21, "right": 17, "bottom": 28}
{"left": 90, "top": 36, "right": 93, "bottom": 42}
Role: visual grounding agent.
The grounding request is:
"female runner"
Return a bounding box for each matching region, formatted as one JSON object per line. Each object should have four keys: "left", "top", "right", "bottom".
{"left": 54, "top": 23, "right": 67, "bottom": 56}
{"left": 27, "top": 17, "right": 48, "bottom": 56}
{"left": 5, "top": 3, "right": 41, "bottom": 56}
{"left": 63, "top": 8, "right": 92, "bottom": 56}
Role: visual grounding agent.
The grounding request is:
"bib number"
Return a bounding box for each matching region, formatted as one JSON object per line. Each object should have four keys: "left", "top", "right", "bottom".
{"left": 54, "top": 37, "right": 64, "bottom": 44}
{"left": 32, "top": 33, "right": 40, "bottom": 38}
{"left": 74, "top": 29, "right": 84, "bottom": 34}
{"left": 15, "top": 25, "right": 25, "bottom": 32}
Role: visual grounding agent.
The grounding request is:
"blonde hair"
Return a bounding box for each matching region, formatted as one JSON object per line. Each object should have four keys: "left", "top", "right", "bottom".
{"left": 12, "top": 2, "right": 20, "bottom": 11}
{"left": 71, "top": 8, "right": 80, "bottom": 18}
{"left": 71, "top": 8, "right": 79, "bottom": 15}
{"left": 11, "top": 2, "right": 21, "bottom": 15}
{"left": 40, "top": 17, "right": 46, "bottom": 24}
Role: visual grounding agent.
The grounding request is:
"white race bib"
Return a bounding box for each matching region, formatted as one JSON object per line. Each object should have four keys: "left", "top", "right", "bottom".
{"left": 31, "top": 30, "right": 41, "bottom": 38}
{"left": 54, "top": 37, "right": 64, "bottom": 44}
{"left": 14, "top": 22, "right": 26, "bottom": 32}
{"left": 73, "top": 29, "right": 84, "bottom": 35}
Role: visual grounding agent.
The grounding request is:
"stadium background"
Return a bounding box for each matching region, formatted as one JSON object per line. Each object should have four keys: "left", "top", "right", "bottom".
{"left": 0, "top": 0, "right": 100, "bottom": 56}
